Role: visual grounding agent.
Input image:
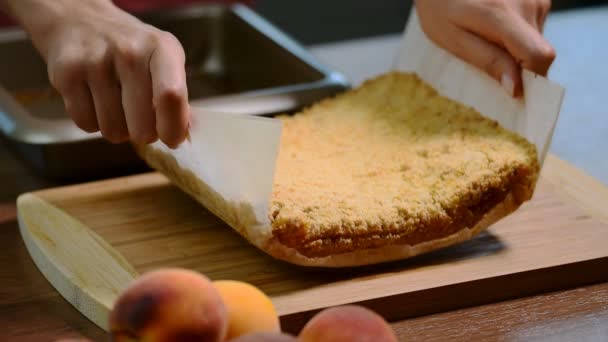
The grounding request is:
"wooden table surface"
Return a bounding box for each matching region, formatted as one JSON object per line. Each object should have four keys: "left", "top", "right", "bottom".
{"left": 2, "top": 144, "right": 608, "bottom": 342}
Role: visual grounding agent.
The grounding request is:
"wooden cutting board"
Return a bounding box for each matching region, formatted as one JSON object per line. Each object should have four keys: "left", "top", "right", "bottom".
{"left": 16, "top": 154, "right": 608, "bottom": 334}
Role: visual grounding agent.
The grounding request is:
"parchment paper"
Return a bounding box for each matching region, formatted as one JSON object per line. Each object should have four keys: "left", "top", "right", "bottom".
{"left": 151, "top": 108, "right": 282, "bottom": 224}
{"left": 395, "top": 10, "right": 565, "bottom": 165}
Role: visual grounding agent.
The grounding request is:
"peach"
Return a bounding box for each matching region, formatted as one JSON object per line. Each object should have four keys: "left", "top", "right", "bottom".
{"left": 213, "top": 280, "right": 280, "bottom": 339}
{"left": 299, "top": 305, "right": 397, "bottom": 342}
{"left": 228, "top": 332, "right": 298, "bottom": 342}
{"left": 109, "top": 268, "right": 228, "bottom": 342}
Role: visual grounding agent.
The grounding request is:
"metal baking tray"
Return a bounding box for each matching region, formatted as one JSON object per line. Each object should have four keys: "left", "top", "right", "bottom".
{"left": 0, "top": 4, "right": 349, "bottom": 181}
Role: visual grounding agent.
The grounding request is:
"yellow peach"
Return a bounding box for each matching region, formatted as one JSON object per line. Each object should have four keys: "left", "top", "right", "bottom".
{"left": 299, "top": 305, "right": 397, "bottom": 342}
{"left": 213, "top": 280, "right": 280, "bottom": 339}
{"left": 228, "top": 332, "right": 298, "bottom": 342}
{"left": 109, "top": 268, "right": 228, "bottom": 342}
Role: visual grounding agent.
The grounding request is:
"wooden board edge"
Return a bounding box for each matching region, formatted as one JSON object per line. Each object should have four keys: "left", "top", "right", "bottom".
{"left": 16, "top": 193, "right": 139, "bottom": 331}
{"left": 278, "top": 256, "right": 608, "bottom": 334}
{"left": 541, "top": 153, "right": 608, "bottom": 224}
{"left": 31, "top": 172, "right": 168, "bottom": 200}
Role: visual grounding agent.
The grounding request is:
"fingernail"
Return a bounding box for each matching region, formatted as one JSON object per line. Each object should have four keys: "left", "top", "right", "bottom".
{"left": 501, "top": 73, "right": 515, "bottom": 97}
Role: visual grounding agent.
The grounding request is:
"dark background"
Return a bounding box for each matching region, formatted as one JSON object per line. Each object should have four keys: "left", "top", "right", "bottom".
{"left": 254, "top": 0, "right": 608, "bottom": 45}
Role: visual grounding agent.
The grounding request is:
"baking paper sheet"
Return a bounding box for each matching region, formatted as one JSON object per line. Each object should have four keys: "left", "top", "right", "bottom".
{"left": 395, "top": 10, "right": 565, "bottom": 165}
{"left": 151, "top": 108, "right": 282, "bottom": 224}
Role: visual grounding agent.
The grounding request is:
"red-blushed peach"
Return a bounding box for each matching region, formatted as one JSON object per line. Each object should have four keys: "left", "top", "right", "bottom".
{"left": 213, "top": 280, "right": 280, "bottom": 339}
{"left": 109, "top": 268, "right": 227, "bottom": 342}
{"left": 228, "top": 332, "right": 298, "bottom": 342}
{"left": 298, "top": 305, "right": 397, "bottom": 342}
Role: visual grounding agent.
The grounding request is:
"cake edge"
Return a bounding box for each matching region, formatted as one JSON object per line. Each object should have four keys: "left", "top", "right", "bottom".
{"left": 135, "top": 142, "right": 534, "bottom": 268}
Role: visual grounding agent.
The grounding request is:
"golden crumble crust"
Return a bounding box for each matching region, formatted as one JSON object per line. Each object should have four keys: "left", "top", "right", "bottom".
{"left": 270, "top": 72, "right": 538, "bottom": 257}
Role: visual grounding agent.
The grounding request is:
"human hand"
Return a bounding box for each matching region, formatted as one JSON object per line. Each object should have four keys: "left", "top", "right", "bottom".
{"left": 415, "top": 0, "right": 555, "bottom": 97}
{"left": 5, "top": 0, "right": 190, "bottom": 147}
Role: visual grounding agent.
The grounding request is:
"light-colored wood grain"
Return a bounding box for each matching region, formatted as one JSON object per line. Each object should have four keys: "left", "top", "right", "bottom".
{"left": 16, "top": 154, "right": 608, "bottom": 333}
{"left": 541, "top": 154, "right": 608, "bottom": 224}
{"left": 17, "top": 193, "right": 138, "bottom": 330}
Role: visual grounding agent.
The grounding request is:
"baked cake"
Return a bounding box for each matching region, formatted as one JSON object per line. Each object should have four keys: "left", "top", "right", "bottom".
{"left": 138, "top": 72, "right": 539, "bottom": 267}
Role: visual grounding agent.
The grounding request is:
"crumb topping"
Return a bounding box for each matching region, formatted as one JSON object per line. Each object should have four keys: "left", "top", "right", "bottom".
{"left": 270, "top": 72, "right": 537, "bottom": 254}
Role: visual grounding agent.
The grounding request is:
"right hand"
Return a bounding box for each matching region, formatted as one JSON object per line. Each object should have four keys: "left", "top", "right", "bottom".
{"left": 23, "top": 0, "right": 191, "bottom": 148}
{"left": 415, "top": 0, "right": 556, "bottom": 97}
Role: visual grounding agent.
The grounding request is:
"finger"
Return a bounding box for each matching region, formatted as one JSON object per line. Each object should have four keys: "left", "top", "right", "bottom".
{"left": 536, "top": 0, "right": 552, "bottom": 33}
{"left": 63, "top": 84, "right": 99, "bottom": 133}
{"left": 115, "top": 42, "right": 157, "bottom": 145}
{"left": 454, "top": 4, "right": 555, "bottom": 76}
{"left": 149, "top": 33, "right": 189, "bottom": 149}
{"left": 513, "top": 0, "right": 540, "bottom": 29}
{"left": 499, "top": 16, "right": 555, "bottom": 76}
{"left": 87, "top": 57, "right": 128, "bottom": 143}
{"left": 438, "top": 25, "right": 522, "bottom": 97}
{"left": 48, "top": 50, "right": 99, "bottom": 133}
